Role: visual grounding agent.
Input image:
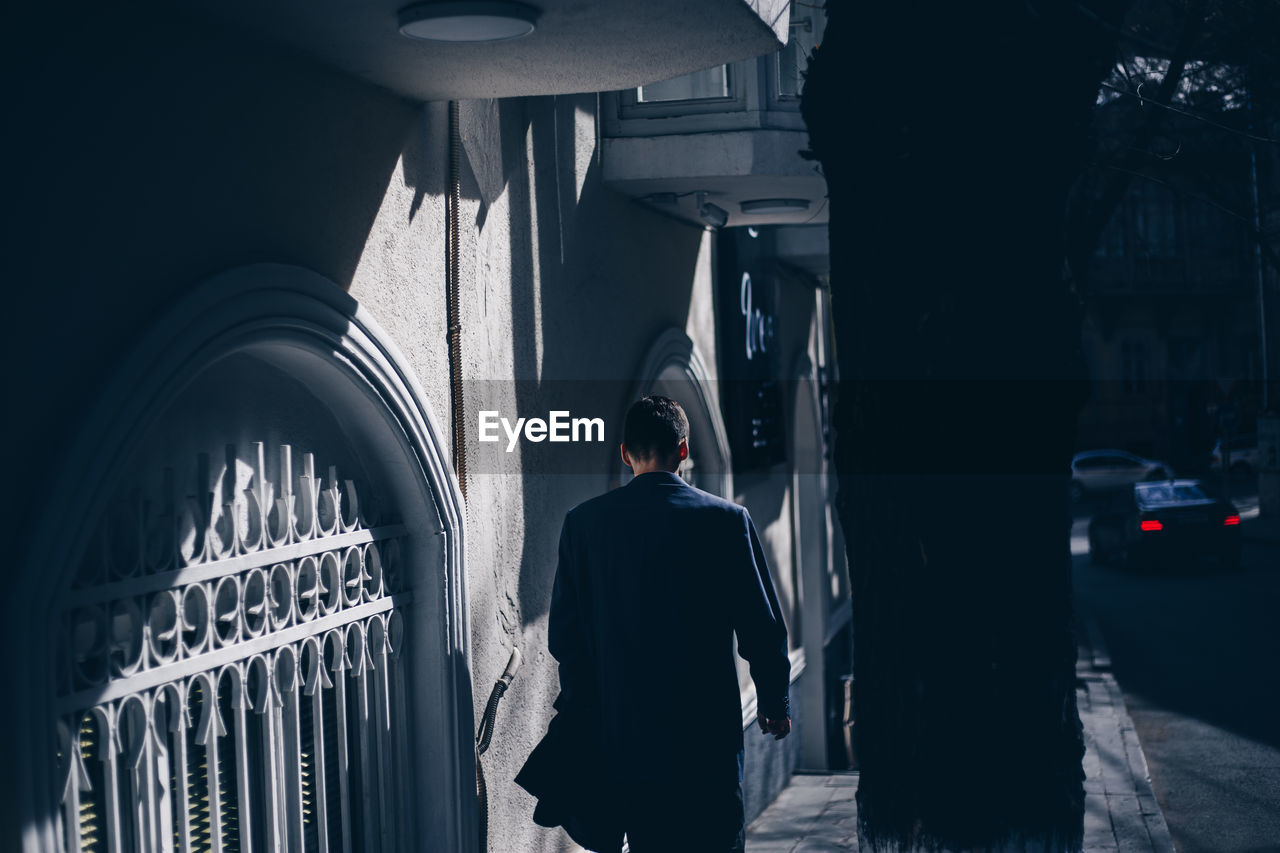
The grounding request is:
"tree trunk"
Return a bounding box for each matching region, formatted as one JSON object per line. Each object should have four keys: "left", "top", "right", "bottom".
{"left": 801, "top": 3, "right": 1127, "bottom": 849}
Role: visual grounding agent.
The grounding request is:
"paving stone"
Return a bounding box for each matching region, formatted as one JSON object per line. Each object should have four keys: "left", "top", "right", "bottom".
{"left": 1106, "top": 794, "right": 1151, "bottom": 852}
{"left": 803, "top": 814, "right": 856, "bottom": 836}
{"left": 774, "top": 786, "right": 836, "bottom": 808}
{"left": 1083, "top": 741, "right": 1105, "bottom": 782}
{"left": 1142, "top": 813, "right": 1175, "bottom": 853}
{"left": 1098, "top": 744, "right": 1136, "bottom": 794}
{"left": 746, "top": 840, "right": 797, "bottom": 853}
{"left": 792, "top": 838, "right": 856, "bottom": 852}
{"left": 751, "top": 815, "right": 818, "bottom": 840}
{"left": 791, "top": 774, "right": 832, "bottom": 787}
{"left": 1084, "top": 792, "right": 1118, "bottom": 851}
{"left": 1121, "top": 729, "right": 1153, "bottom": 791}
{"left": 1087, "top": 678, "right": 1115, "bottom": 708}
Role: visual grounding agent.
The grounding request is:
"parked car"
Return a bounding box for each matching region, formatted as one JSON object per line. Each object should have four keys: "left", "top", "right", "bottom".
{"left": 1070, "top": 450, "right": 1173, "bottom": 503}
{"left": 1088, "top": 480, "right": 1241, "bottom": 571}
{"left": 1209, "top": 434, "right": 1259, "bottom": 474}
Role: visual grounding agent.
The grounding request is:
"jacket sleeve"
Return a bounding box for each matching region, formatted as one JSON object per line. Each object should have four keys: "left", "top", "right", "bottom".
{"left": 548, "top": 512, "right": 586, "bottom": 710}
{"left": 731, "top": 508, "right": 792, "bottom": 720}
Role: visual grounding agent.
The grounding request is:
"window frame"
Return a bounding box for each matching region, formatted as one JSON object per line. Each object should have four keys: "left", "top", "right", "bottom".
{"left": 617, "top": 62, "right": 746, "bottom": 120}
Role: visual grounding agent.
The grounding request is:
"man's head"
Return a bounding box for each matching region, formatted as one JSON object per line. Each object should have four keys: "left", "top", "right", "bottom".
{"left": 621, "top": 395, "right": 689, "bottom": 474}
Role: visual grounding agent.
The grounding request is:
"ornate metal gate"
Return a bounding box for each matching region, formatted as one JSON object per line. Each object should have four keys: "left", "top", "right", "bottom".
{"left": 56, "top": 442, "right": 414, "bottom": 852}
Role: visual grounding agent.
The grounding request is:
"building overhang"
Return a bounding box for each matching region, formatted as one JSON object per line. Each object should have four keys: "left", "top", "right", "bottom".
{"left": 603, "top": 129, "right": 827, "bottom": 228}
{"left": 190, "top": 0, "right": 790, "bottom": 101}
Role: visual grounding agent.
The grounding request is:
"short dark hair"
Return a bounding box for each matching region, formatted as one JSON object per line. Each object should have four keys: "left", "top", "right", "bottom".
{"left": 623, "top": 395, "right": 689, "bottom": 463}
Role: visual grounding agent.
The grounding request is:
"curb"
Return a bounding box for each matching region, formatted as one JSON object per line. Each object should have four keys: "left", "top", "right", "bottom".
{"left": 1078, "top": 619, "right": 1176, "bottom": 853}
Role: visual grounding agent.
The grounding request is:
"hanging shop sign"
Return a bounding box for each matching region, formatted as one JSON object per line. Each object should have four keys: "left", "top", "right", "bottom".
{"left": 718, "top": 229, "right": 786, "bottom": 472}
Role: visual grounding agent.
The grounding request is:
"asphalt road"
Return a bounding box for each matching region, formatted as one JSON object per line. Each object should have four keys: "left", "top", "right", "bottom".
{"left": 1072, "top": 509, "right": 1280, "bottom": 853}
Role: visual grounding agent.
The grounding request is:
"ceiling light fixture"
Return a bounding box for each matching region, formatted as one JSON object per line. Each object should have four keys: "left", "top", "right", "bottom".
{"left": 398, "top": 1, "right": 539, "bottom": 43}
{"left": 740, "top": 198, "right": 810, "bottom": 215}
{"left": 697, "top": 192, "right": 729, "bottom": 229}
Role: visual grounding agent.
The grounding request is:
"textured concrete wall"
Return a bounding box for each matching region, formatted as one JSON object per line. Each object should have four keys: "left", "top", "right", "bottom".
{"left": 9, "top": 3, "right": 807, "bottom": 850}
{"left": 451, "top": 94, "right": 727, "bottom": 852}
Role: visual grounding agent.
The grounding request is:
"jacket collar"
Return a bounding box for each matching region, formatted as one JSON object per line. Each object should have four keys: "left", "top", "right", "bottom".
{"left": 626, "top": 470, "right": 687, "bottom": 488}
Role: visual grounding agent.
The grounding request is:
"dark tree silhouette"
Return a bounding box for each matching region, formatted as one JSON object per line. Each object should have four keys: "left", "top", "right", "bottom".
{"left": 801, "top": 2, "right": 1129, "bottom": 849}
{"left": 1068, "top": 0, "right": 1280, "bottom": 299}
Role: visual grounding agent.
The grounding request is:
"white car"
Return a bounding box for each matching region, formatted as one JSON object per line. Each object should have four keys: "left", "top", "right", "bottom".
{"left": 1071, "top": 450, "right": 1173, "bottom": 502}
{"left": 1209, "top": 435, "right": 1259, "bottom": 474}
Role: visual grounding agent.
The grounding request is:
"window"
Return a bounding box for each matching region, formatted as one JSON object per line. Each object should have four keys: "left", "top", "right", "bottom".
{"left": 775, "top": 13, "right": 818, "bottom": 100}
{"left": 1137, "top": 483, "right": 1208, "bottom": 505}
{"left": 638, "top": 65, "right": 730, "bottom": 102}
{"left": 617, "top": 63, "right": 744, "bottom": 121}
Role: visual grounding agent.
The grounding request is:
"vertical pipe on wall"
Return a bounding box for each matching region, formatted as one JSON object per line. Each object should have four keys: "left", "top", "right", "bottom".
{"left": 1248, "top": 89, "right": 1269, "bottom": 412}
{"left": 446, "top": 100, "right": 468, "bottom": 500}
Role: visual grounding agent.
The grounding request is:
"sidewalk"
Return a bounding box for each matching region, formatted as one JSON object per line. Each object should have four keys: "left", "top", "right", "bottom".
{"left": 744, "top": 772, "right": 857, "bottom": 852}
{"left": 745, "top": 634, "right": 1174, "bottom": 852}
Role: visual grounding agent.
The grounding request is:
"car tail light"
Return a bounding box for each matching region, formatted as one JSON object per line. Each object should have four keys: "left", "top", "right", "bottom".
{"left": 1224, "top": 515, "right": 1240, "bottom": 526}
{"left": 1140, "top": 519, "right": 1163, "bottom": 532}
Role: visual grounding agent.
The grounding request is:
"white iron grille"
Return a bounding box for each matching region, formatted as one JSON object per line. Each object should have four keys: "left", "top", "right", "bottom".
{"left": 55, "top": 443, "right": 414, "bottom": 852}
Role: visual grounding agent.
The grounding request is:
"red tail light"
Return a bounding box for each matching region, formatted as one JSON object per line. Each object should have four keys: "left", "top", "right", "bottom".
{"left": 1140, "top": 519, "right": 1164, "bottom": 532}
{"left": 1224, "top": 515, "right": 1241, "bottom": 526}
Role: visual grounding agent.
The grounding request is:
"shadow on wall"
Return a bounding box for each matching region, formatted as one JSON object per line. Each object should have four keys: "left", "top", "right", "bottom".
{"left": 11, "top": 0, "right": 429, "bottom": 546}
{"left": 459, "top": 94, "right": 708, "bottom": 627}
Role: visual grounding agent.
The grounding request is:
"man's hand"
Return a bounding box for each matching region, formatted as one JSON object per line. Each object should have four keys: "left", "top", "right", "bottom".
{"left": 758, "top": 715, "right": 791, "bottom": 740}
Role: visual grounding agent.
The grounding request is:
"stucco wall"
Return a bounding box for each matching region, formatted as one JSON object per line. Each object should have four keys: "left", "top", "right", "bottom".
{"left": 8, "top": 3, "right": 809, "bottom": 850}
{"left": 447, "top": 94, "right": 720, "bottom": 851}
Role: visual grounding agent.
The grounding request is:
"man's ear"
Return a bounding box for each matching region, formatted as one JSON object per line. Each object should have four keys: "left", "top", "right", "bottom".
{"left": 620, "top": 443, "right": 632, "bottom": 469}
{"left": 678, "top": 438, "right": 689, "bottom": 461}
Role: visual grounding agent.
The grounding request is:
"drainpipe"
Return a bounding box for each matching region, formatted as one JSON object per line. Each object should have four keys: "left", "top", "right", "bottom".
{"left": 447, "top": 99, "right": 468, "bottom": 500}
{"left": 1250, "top": 90, "right": 1280, "bottom": 518}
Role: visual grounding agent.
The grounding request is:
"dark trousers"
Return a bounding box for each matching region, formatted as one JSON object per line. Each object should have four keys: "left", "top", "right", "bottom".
{"left": 616, "top": 779, "right": 745, "bottom": 853}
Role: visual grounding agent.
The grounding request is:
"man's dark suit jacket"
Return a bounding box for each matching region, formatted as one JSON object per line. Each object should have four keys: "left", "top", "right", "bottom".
{"left": 516, "top": 470, "right": 791, "bottom": 850}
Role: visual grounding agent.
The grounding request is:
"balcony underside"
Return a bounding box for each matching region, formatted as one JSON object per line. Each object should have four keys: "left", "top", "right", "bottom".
{"left": 191, "top": 0, "right": 789, "bottom": 101}
{"left": 603, "top": 129, "right": 828, "bottom": 228}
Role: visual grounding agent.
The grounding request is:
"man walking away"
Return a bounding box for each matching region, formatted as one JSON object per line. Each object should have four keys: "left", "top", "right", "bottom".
{"left": 517, "top": 395, "right": 792, "bottom": 853}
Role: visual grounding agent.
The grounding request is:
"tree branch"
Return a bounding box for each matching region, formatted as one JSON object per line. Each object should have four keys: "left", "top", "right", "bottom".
{"left": 1074, "top": 2, "right": 1173, "bottom": 55}
{"left": 1068, "top": 0, "right": 1208, "bottom": 289}
{"left": 1100, "top": 81, "right": 1280, "bottom": 145}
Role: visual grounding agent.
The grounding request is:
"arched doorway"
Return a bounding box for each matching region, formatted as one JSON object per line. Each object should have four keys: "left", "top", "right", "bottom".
{"left": 14, "top": 266, "right": 474, "bottom": 852}
{"left": 623, "top": 328, "right": 733, "bottom": 500}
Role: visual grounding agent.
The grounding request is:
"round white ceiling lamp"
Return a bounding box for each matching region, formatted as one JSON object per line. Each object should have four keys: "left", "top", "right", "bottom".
{"left": 398, "top": 1, "right": 539, "bottom": 42}
{"left": 740, "top": 198, "right": 810, "bottom": 215}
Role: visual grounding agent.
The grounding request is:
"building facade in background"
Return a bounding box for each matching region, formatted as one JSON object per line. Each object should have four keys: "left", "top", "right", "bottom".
{"left": 1077, "top": 94, "right": 1269, "bottom": 471}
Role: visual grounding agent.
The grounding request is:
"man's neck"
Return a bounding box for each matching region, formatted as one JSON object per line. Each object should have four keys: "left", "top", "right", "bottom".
{"left": 630, "top": 465, "right": 679, "bottom": 477}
